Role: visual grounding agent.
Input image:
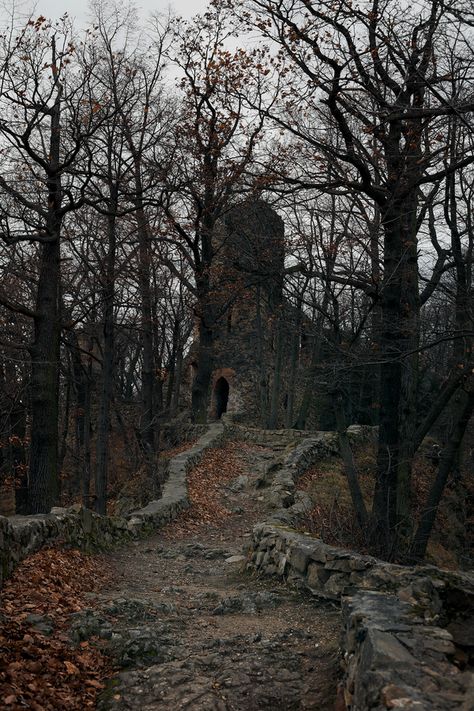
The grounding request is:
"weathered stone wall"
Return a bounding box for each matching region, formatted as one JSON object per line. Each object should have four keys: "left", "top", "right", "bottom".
{"left": 243, "top": 428, "right": 474, "bottom": 710}
{"left": 224, "top": 419, "right": 374, "bottom": 519}
{"left": 247, "top": 526, "right": 474, "bottom": 709}
{"left": 342, "top": 590, "right": 472, "bottom": 710}
{"left": 222, "top": 417, "right": 320, "bottom": 446}
{"left": 160, "top": 417, "right": 208, "bottom": 448}
{"left": 0, "top": 422, "right": 224, "bottom": 588}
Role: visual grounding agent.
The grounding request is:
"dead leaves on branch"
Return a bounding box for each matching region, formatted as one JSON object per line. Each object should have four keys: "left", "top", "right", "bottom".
{"left": 0, "top": 546, "right": 111, "bottom": 710}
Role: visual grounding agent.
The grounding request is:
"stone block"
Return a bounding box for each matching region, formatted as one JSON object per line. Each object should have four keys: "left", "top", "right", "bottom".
{"left": 309, "top": 545, "right": 328, "bottom": 564}
{"left": 288, "top": 545, "right": 311, "bottom": 574}
{"left": 306, "top": 562, "right": 324, "bottom": 590}
{"left": 326, "top": 556, "right": 353, "bottom": 573}
{"left": 278, "top": 555, "right": 288, "bottom": 576}
{"left": 324, "top": 572, "right": 349, "bottom": 597}
{"left": 361, "top": 628, "right": 415, "bottom": 667}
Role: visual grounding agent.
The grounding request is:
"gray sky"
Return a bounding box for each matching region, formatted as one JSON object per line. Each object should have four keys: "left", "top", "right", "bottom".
{"left": 29, "top": 0, "right": 210, "bottom": 24}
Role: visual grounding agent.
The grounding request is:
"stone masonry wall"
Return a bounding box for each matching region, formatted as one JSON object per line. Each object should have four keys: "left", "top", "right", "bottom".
{"left": 243, "top": 428, "right": 474, "bottom": 710}
{"left": 0, "top": 422, "right": 224, "bottom": 588}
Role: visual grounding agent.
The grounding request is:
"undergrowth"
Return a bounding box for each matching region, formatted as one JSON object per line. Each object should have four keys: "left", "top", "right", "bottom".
{"left": 296, "top": 441, "right": 471, "bottom": 569}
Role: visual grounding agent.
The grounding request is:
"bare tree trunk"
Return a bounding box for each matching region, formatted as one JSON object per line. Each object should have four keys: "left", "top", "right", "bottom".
{"left": 28, "top": 239, "right": 61, "bottom": 513}
{"left": 396, "top": 194, "right": 420, "bottom": 543}
{"left": 191, "top": 222, "right": 215, "bottom": 424}
{"left": 285, "top": 297, "right": 302, "bottom": 428}
{"left": 268, "top": 307, "right": 284, "bottom": 429}
{"left": 334, "top": 393, "right": 369, "bottom": 531}
{"left": 136, "top": 206, "right": 156, "bottom": 451}
{"left": 192, "top": 309, "right": 214, "bottom": 424}
{"left": 82, "top": 381, "right": 92, "bottom": 509}
{"left": 95, "top": 203, "right": 117, "bottom": 515}
{"left": 410, "top": 388, "right": 474, "bottom": 561}
{"left": 255, "top": 285, "right": 268, "bottom": 427}
{"left": 372, "top": 193, "right": 420, "bottom": 557}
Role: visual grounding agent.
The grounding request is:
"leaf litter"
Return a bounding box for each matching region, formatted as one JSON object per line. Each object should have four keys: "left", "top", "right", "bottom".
{"left": 0, "top": 545, "right": 111, "bottom": 710}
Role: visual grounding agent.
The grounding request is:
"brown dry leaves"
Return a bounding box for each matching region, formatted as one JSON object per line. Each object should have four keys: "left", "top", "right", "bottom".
{"left": 162, "top": 441, "right": 246, "bottom": 538}
{"left": 0, "top": 546, "right": 111, "bottom": 710}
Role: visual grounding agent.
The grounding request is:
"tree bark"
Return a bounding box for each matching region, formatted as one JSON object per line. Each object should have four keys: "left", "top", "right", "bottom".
{"left": 191, "top": 307, "right": 214, "bottom": 424}
{"left": 285, "top": 296, "right": 302, "bottom": 428}
{"left": 136, "top": 205, "right": 156, "bottom": 452}
{"left": 95, "top": 205, "right": 117, "bottom": 515}
{"left": 268, "top": 307, "right": 284, "bottom": 429}
{"left": 334, "top": 393, "right": 369, "bottom": 531}
{"left": 27, "top": 77, "right": 62, "bottom": 514}
{"left": 28, "top": 239, "right": 61, "bottom": 513}
{"left": 410, "top": 388, "right": 474, "bottom": 561}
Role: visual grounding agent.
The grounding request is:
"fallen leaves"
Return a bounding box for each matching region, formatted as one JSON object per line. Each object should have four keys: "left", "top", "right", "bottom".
{"left": 0, "top": 546, "right": 111, "bottom": 710}
{"left": 162, "top": 441, "right": 248, "bottom": 538}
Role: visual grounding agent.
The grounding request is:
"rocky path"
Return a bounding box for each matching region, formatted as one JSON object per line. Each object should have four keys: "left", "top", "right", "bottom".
{"left": 77, "top": 442, "right": 340, "bottom": 710}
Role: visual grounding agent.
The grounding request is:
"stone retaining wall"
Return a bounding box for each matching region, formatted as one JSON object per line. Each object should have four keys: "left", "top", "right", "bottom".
{"left": 247, "top": 524, "right": 474, "bottom": 709}
{"left": 342, "top": 590, "right": 472, "bottom": 710}
{"left": 0, "top": 422, "right": 224, "bottom": 587}
{"left": 160, "top": 417, "right": 208, "bottom": 448}
{"left": 255, "top": 425, "right": 374, "bottom": 523}
{"left": 222, "top": 416, "right": 316, "bottom": 447}
{"left": 222, "top": 416, "right": 375, "bottom": 450}
{"left": 244, "top": 426, "right": 474, "bottom": 711}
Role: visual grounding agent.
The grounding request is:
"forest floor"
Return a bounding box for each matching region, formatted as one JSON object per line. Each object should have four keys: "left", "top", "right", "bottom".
{"left": 91, "top": 440, "right": 340, "bottom": 710}
{"left": 1, "top": 440, "right": 341, "bottom": 710}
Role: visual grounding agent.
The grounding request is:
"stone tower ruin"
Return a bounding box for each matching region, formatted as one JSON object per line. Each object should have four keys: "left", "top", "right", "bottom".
{"left": 204, "top": 201, "right": 286, "bottom": 423}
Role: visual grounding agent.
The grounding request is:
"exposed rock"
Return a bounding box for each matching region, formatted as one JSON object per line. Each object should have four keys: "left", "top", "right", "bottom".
{"left": 211, "top": 591, "right": 282, "bottom": 615}
{"left": 224, "top": 555, "right": 246, "bottom": 564}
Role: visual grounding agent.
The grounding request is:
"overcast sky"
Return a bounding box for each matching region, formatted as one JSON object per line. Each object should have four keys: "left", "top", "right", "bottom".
{"left": 27, "top": 0, "right": 210, "bottom": 25}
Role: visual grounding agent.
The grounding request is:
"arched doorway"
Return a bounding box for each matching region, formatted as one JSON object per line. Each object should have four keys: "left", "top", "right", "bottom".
{"left": 214, "top": 377, "right": 229, "bottom": 418}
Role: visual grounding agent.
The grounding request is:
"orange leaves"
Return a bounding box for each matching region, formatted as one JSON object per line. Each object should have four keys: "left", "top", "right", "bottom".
{"left": 162, "top": 441, "right": 247, "bottom": 539}
{"left": 64, "top": 660, "right": 80, "bottom": 675}
{"left": 0, "top": 546, "right": 111, "bottom": 710}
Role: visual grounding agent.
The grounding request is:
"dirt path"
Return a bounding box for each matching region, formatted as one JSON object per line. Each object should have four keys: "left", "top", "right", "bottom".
{"left": 79, "top": 442, "right": 340, "bottom": 710}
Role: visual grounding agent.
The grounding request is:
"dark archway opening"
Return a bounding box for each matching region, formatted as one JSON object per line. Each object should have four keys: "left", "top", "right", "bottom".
{"left": 214, "top": 377, "right": 229, "bottom": 419}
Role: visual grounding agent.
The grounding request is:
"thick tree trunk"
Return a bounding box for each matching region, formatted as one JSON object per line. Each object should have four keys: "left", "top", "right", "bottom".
{"left": 28, "top": 238, "right": 61, "bottom": 513}
{"left": 372, "top": 194, "right": 420, "bottom": 556}
{"left": 28, "top": 89, "right": 62, "bottom": 513}
{"left": 396, "top": 194, "right": 420, "bottom": 542}
{"left": 371, "top": 208, "right": 405, "bottom": 554}
{"left": 191, "top": 223, "right": 215, "bottom": 424}
{"left": 82, "top": 381, "right": 92, "bottom": 509}
{"left": 136, "top": 209, "right": 156, "bottom": 452}
{"left": 191, "top": 310, "right": 214, "bottom": 424}
{"left": 27, "top": 86, "right": 62, "bottom": 514}
{"left": 255, "top": 285, "right": 268, "bottom": 427}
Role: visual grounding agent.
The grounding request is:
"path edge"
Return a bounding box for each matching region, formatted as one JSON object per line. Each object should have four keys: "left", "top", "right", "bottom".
{"left": 0, "top": 422, "right": 225, "bottom": 587}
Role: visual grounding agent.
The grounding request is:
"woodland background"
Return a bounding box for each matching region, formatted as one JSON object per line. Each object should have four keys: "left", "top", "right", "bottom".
{"left": 0, "top": 0, "right": 474, "bottom": 562}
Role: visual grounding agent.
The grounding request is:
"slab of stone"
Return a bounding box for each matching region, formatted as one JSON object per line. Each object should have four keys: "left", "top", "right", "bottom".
{"left": 225, "top": 555, "right": 246, "bottom": 564}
